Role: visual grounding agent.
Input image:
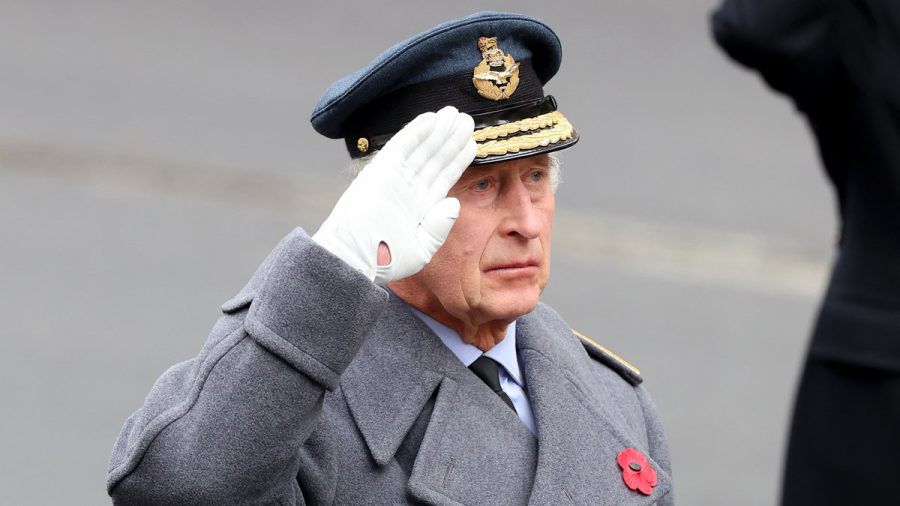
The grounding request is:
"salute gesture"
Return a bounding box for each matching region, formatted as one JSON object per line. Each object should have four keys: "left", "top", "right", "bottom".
{"left": 313, "top": 106, "right": 476, "bottom": 285}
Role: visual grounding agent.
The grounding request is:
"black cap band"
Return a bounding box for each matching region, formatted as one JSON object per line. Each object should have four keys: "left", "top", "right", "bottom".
{"left": 346, "top": 94, "right": 560, "bottom": 159}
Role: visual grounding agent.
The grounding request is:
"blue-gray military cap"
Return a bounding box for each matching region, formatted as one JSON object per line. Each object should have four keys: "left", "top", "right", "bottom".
{"left": 310, "top": 11, "right": 578, "bottom": 165}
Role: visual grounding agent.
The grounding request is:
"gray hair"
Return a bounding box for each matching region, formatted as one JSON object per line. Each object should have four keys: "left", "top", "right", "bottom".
{"left": 345, "top": 151, "right": 562, "bottom": 193}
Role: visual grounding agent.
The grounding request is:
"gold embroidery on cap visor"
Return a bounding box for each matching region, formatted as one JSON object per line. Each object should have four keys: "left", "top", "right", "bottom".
{"left": 473, "top": 110, "right": 575, "bottom": 158}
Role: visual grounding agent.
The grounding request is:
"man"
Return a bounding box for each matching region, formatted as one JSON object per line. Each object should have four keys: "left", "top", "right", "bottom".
{"left": 107, "top": 12, "right": 672, "bottom": 504}
{"left": 712, "top": 1, "right": 900, "bottom": 504}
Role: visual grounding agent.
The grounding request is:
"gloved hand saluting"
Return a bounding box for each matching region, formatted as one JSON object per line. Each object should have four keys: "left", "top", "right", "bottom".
{"left": 313, "top": 106, "right": 476, "bottom": 285}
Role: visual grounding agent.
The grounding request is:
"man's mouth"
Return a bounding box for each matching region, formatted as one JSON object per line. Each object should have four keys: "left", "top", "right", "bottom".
{"left": 484, "top": 260, "right": 541, "bottom": 276}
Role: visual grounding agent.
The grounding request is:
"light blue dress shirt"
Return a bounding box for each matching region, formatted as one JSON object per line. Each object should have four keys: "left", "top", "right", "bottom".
{"left": 408, "top": 307, "right": 537, "bottom": 436}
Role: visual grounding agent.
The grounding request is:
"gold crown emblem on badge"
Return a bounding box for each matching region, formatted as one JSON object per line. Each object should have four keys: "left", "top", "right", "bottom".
{"left": 472, "top": 36, "right": 520, "bottom": 101}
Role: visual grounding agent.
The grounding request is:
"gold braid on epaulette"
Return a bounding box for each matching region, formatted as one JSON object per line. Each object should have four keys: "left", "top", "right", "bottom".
{"left": 572, "top": 329, "right": 641, "bottom": 376}
{"left": 473, "top": 111, "right": 574, "bottom": 158}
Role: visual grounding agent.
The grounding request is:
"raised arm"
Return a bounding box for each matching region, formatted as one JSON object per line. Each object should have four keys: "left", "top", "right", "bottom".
{"left": 107, "top": 107, "right": 475, "bottom": 504}
{"left": 106, "top": 231, "right": 390, "bottom": 503}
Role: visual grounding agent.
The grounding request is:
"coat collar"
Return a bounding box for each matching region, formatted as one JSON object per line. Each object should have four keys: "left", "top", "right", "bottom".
{"left": 339, "top": 295, "right": 455, "bottom": 465}
{"left": 340, "top": 294, "right": 537, "bottom": 505}
{"left": 411, "top": 305, "right": 525, "bottom": 387}
{"left": 339, "top": 297, "right": 671, "bottom": 505}
{"left": 517, "top": 304, "right": 673, "bottom": 504}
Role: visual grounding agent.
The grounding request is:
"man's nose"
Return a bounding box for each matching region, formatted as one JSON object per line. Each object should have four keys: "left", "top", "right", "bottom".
{"left": 498, "top": 180, "right": 543, "bottom": 240}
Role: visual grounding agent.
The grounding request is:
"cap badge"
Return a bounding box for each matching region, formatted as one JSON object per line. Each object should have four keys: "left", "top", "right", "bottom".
{"left": 472, "top": 36, "right": 520, "bottom": 101}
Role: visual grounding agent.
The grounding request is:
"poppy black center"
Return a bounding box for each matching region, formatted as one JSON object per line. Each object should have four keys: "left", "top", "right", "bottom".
{"left": 629, "top": 462, "right": 642, "bottom": 472}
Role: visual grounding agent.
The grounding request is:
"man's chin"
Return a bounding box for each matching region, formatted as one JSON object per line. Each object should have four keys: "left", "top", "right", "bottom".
{"left": 480, "top": 288, "right": 541, "bottom": 320}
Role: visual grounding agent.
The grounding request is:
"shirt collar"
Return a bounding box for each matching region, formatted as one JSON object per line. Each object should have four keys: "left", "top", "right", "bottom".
{"left": 408, "top": 306, "right": 525, "bottom": 388}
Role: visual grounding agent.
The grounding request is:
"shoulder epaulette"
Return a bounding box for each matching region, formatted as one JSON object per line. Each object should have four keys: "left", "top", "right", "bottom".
{"left": 573, "top": 329, "right": 643, "bottom": 386}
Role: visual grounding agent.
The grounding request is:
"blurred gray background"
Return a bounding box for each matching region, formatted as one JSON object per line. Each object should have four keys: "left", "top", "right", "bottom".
{"left": 0, "top": 1, "right": 835, "bottom": 504}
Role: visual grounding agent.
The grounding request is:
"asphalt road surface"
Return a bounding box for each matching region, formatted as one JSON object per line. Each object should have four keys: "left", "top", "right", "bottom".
{"left": 0, "top": 1, "right": 835, "bottom": 504}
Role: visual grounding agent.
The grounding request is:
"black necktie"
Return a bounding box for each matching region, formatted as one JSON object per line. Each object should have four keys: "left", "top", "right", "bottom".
{"left": 468, "top": 355, "right": 517, "bottom": 414}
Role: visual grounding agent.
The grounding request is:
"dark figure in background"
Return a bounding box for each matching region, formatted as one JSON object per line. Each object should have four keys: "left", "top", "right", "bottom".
{"left": 712, "top": 0, "right": 900, "bottom": 503}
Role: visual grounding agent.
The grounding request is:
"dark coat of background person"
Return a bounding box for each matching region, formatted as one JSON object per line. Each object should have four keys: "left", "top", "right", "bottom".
{"left": 106, "top": 229, "right": 673, "bottom": 505}
{"left": 711, "top": 0, "right": 900, "bottom": 504}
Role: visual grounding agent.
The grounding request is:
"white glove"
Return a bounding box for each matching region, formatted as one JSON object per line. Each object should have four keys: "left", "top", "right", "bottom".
{"left": 313, "top": 106, "right": 476, "bottom": 285}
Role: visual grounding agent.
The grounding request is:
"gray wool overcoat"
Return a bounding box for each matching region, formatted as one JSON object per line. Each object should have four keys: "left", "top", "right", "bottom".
{"left": 107, "top": 229, "right": 674, "bottom": 505}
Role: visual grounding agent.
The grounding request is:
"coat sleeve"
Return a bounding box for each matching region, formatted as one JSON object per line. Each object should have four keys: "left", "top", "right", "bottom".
{"left": 106, "top": 228, "right": 389, "bottom": 504}
{"left": 710, "top": 0, "right": 840, "bottom": 109}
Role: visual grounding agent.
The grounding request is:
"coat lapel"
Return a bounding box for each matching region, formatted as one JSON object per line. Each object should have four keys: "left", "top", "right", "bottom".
{"left": 341, "top": 295, "right": 538, "bottom": 505}
{"left": 517, "top": 307, "right": 672, "bottom": 505}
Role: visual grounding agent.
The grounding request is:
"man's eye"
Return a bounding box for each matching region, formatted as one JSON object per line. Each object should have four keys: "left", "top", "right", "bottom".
{"left": 473, "top": 179, "right": 491, "bottom": 191}
{"left": 529, "top": 170, "right": 544, "bottom": 182}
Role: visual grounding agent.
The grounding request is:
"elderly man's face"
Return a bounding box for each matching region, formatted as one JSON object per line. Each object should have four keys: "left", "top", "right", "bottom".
{"left": 403, "top": 153, "right": 555, "bottom": 325}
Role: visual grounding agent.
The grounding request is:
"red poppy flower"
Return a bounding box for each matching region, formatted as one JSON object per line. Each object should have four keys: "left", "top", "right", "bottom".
{"left": 617, "top": 448, "right": 658, "bottom": 495}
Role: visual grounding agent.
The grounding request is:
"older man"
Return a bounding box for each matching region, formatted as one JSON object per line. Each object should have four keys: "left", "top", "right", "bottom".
{"left": 107, "top": 12, "right": 672, "bottom": 505}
